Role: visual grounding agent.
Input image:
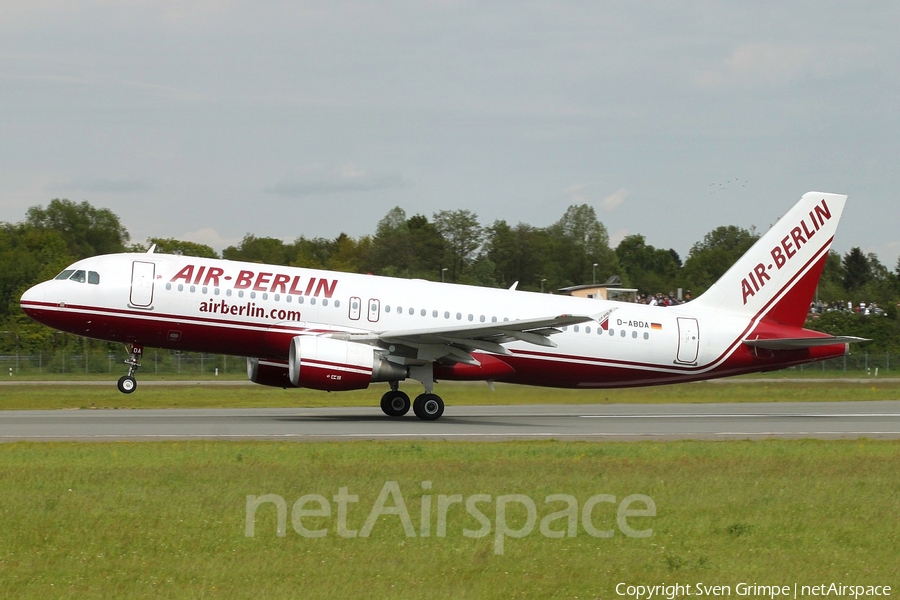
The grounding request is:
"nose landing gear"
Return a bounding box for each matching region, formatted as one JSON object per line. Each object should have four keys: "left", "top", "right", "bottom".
{"left": 117, "top": 343, "right": 143, "bottom": 394}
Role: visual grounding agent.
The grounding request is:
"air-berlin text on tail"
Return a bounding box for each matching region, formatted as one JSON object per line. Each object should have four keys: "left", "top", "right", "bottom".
{"left": 169, "top": 265, "right": 338, "bottom": 298}
{"left": 741, "top": 198, "right": 832, "bottom": 305}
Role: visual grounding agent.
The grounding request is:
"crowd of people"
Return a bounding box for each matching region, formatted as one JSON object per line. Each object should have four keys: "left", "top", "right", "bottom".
{"left": 637, "top": 291, "right": 691, "bottom": 306}
{"left": 809, "top": 300, "right": 885, "bottom": 316}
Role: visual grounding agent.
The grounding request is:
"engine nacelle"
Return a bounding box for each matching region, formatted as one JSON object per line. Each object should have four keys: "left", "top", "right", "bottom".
{"left": 288, "top": 336, "right": 407, "bottom": 391}
{"left": 247, "top": 357, "right": 298, "bottom": 388}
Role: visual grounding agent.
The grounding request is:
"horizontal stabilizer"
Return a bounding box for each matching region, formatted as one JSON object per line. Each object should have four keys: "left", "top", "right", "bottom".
{"left": 743, "top": 336, "right": 868, "bottom": 350}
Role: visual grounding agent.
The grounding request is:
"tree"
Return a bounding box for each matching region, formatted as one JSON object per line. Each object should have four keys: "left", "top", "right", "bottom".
{"left": 432, "top": 209, "right": 483, "bottom": 282}
{"left": 147, "top": 238, "right": 219, "bottom": 259}
{"left": 222, "top": 235, "right": 291, "bottom": 265}
{"left": 546, "top": 204, "right": 620, "bottom": 287}
{"left": 25, "top": 199, "right": 129, "bottom": 258}
{"left": 484, "top": 220, "right": 553, "bottom": 290}
{"left": 681, "top": 225, "right": 758, "bottom": 294}
{"left": 841, "top": 247, "right": 871, "bottom": 293}
{"left": 615, "top": 234, "right": 681, "bottom": 295}
{"left": 368, "top": 209, "right": 446, "bottom": 279}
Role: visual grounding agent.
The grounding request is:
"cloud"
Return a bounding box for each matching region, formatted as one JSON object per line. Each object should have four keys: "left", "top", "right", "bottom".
{"left": 564, "top": 183, "right": 628, "bottom": 211}
{"left": 601, "top": 188, "right": 628, "bottom": 211}
{"left": 695, "top": 42, "right": 874, "bottom": 88}
{"left": 609, "top": 227, "right": 630, "bottom": 249}
{"left": 177, "top": 227, "right": 242, "bottom": 253}
{"left": 265, "top": 164, "right": 405, "bottom": 197}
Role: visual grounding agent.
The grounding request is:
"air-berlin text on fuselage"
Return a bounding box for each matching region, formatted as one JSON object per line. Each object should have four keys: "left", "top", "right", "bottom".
{"left": 169, "top": 264, "right": 338, "bottom": 298}
{"left": 741, "top": 198, "right": 832, "bottom": 305}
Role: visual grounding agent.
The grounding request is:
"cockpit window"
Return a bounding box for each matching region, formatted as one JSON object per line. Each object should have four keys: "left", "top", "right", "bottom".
{"left": 53, "top": 268, "right": 100, "bottom": 284}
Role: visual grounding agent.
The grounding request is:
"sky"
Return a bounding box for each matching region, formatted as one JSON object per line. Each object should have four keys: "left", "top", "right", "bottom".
{"left": 1, "top": 1, "right": 898, "bottom": 268}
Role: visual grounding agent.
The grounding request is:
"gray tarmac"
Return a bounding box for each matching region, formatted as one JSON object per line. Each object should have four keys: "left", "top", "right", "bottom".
{"left": 2, "top": 401, "right": 900, "bottom": 442}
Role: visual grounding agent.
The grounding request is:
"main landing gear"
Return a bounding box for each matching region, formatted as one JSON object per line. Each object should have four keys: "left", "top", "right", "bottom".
{"left": 380, "top": 389, "right": 445, "bottom": 421}
{"left": 117, "top": 343, "right": 143, "bottom": 394}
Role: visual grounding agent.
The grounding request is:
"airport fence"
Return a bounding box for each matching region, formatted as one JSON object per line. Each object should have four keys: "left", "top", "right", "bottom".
{"left": 0, "top": 350, "right": 897, "bottom": 380}
{"left": 0, "top": 348, "right": 242, "bottom": 379}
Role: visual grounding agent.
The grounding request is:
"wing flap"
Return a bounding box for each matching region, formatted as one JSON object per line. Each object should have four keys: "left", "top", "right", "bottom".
{"left": 330, "top": 313, "right": 599, "bottom": 363}
{"left": 743, "top": 336, "right": 868, "bottom": 350}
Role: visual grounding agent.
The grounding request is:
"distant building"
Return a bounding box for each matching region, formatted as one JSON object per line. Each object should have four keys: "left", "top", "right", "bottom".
{"left": 557, "top": 276, "right": 637, "bottom": 302}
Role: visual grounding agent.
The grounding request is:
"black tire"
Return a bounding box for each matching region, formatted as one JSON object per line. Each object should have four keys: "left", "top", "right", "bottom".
{"left": 117, "top": 375, "right": 137, "bottom": 394}
{"left": 380, "top": 390, "right": 411, "bottom": 417}
{"left": 412, "top": 393, "right": 444, "bottom": 421}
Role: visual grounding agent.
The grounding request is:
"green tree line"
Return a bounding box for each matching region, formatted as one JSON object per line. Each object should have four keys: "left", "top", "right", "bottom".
{"left": 3, "top": 198, "right": 900, "bottom": 355}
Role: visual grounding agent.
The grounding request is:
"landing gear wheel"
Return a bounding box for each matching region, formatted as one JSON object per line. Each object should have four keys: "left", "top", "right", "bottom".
{"left": 117, "top": 375, "right": 137, "bottom": 394}
{"left": 413, "top": 393, "right": 444, "bottom": 421}
{"left": 381, "top": 390, "right": 411, "bottom": 417}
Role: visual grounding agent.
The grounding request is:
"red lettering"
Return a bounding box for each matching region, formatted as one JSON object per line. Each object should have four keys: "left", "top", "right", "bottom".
{"left": 271, "top": 273, "right": 290, "bottom": 293}
{"left": 304, "top": 278, "right": 316, "bottom": 296}
{"left": 230, "top": 305, "right": 239, "bottom": 315}
{"left": 741, "top": 278, "right": 754, "bottom": 304}
{"left": 771, "top": 246, "right": 786, "bottom": 269}
{"left": 801, "top": 217, "right": 816, "bottom": 240}
{"left": 289, "top": 276, "right": 304, "bottom": 295}
{"left": 790, "top": 226, "right": 806, "bottom": 252}
{"left": 170, "top": 264, "right": 194, "bottom": 283}
{"left": 253, "top": 272, "right": 272, "bottom": 292}
{"left": 204, "top": 267, "right": 224, "bottom": 287}
{"left": 754, "top": 263, "right": 770, "bottom": 287}
{"left": 315, "top": 279, "right": 338, "bottom": 298}
{"left": 235, "top": 270, "right": 253, "bottom": 289}
{"left": 781, "top": 235, "right": 795, "bottom": 259}
{"left": 193, "top": 265, "right": 206, "bottom": 285}
{"left": 814, "top": 199, "right": 831, "bottom": 224}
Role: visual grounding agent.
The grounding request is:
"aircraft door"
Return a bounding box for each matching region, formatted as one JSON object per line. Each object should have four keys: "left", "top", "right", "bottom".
{"left": 676, "top": 317, "right": 699, "bottom": 364}
{"left": 367, "top": 298, "right": 380, "bottom": 322}
{"left": 349, "top": 296, "right": 361, "bottom": 320}
{"left": 130, "top": 261, "right": 156, "bottom": 308}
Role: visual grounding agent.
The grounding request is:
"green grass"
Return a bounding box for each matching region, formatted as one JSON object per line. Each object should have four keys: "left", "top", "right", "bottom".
{"left": 0, "top": 440, "right": 897, "bottom": 598}
{"left": 1, "top": 379, "right": 899, "bottom": 410}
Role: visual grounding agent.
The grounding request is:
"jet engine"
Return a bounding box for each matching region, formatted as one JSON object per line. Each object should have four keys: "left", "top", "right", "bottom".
{"left": 288, "top": 335, "right": 408, "bottom": 391}
{"left": 247, "top": 357, "right": 298, "bottom": 388}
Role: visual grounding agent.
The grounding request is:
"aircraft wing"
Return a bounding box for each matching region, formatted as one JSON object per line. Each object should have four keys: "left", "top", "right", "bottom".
{"left": 743, "top": 336, "right": 869, "bottom": 350}
{"left": 331, "top": 312, "right": 611, "bottom": 365}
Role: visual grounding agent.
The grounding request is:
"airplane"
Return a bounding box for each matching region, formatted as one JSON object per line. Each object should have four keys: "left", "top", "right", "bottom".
{"left": 19, "top": 191, "right": 866, "bottom": 421}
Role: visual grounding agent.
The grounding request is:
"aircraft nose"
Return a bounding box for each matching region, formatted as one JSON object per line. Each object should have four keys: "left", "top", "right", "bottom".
{"left": 20, "top": 282, "right": 46, "bottom": 308}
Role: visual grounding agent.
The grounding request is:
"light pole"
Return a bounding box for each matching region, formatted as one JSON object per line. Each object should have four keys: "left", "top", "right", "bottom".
{"left": 592, "top": 263, "right": 598, "bottom": 285}
{"left": 541, "top": 278, "right": 547, "bottom": 293}
{"left": 441, "top": 268, "right": 447, "bottom": 283}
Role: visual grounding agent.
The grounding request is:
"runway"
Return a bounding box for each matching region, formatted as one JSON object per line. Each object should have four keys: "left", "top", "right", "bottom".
{"left": 2, "top": 401, "right": 900, "bottom": 441}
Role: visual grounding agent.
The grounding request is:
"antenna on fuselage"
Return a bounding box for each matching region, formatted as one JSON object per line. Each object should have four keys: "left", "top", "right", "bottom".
{"left": 147, "top": 244, "right": 156, "bottom": 254}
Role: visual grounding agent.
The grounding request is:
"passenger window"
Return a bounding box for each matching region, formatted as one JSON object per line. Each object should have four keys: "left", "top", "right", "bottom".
{"left": 70, "top": 270, "right": 86, "bottom": 283}
{"left": 408, "top": 307, "right": 414, "bottom": 315}
{"left": 444, "top": 311, "right": 450, "bottom": 319}
{"left": 55, "top": 270, "right": 75, "bottom": 280}
{"left": 88, "top": 271, "right": 100, "bottom": 285}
